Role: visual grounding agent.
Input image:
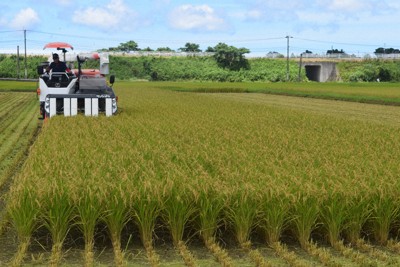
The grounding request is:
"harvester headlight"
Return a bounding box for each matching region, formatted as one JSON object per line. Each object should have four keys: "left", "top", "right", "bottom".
{"left": 44, "top": 97, "right": 50, "bottom": 113}
{"left": 112, "top": 98, "right": 117, "bottom": 113}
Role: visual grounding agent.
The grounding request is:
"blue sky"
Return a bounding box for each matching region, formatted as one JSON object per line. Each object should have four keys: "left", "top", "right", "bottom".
{"left": 1, "top": 0, "right": 399, "bottom": 57}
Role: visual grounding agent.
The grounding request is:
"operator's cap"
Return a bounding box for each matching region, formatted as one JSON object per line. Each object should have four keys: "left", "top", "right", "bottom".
{"left": 52, "top": 53, "right": 59, "bottom": 59}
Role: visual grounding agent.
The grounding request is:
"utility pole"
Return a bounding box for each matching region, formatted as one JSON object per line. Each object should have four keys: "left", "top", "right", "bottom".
{"left": 298, "top": 52, "right": 303, "bottom": 82}
{"left": 24, "top": 29, "right": 27, "bottom": 79}
{"left": 17, "top": 46, "right": 20, "bottom": 79}
{"left": 286, "top": 35, "right": 293, "bottom": 81}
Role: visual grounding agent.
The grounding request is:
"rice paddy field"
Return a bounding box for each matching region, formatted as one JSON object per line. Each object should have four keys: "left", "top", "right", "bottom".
{"left": 2, "top": 81, "right": 400, "bottom": 266}
{"left": 0, "top": 90, "right": 39, "bottom": 196}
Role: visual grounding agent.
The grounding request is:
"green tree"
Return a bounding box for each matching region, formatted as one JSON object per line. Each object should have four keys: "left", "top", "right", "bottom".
{"left": 118, "top": 40, "right": 139, "bottom": 52}
{"left": 156, "top": 47, "right": 175, "bottom": 52}
{"left": 205, "top": 46, "right": 215, "bottom": 52}
{"left": 142, "top": 47, "right": 154, "bottom": 52}
{"left": 327, "top": 49, "right": 345, "bottom": 55}
{"left": 212, "top": 43, "right": 250, "bottom": 71}
{"left": 375, "top": 47, "right": 385, "bottom": 54}
{"left": 374, "top": 47, "right": 400, "bottom": 54}
{"left": 179, "top": 43, "right": 201, "bottom": 52}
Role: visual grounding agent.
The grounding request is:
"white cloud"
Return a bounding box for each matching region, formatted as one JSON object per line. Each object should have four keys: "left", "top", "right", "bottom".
{"left": 58, "top": 0, "right": 73, "bottom": 6}
{"left": 297, "top": 11, "right": 338, "bottom": 24}
{"left": 168, "top": 4, "right": 229, "bottom": 32}
{"left": 232, "top": 10, "right": 263, "bottom": 21}
{"left": 232, "top": 0, "right": 305, "bottom": 23}
{"left": 72, "top": 0, "right": 138, "bottom": 31}
{"left": 328, "top": 0, "right": 365, "bottom": 11}
{"left": 10, "top": 8, "right": 39, "bottom": 29}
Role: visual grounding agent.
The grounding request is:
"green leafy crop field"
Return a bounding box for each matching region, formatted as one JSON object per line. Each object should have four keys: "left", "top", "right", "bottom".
{"left": 2, "top": 81, "right": 400, "bottom": 266}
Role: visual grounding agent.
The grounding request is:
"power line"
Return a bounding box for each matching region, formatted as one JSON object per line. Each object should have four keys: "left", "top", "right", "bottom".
{"left": 0, "top": 29, "right": 397, "bottom": 56}
{"left": 0, "top": 30, "right": 23, "bottom": 34}
{"left": 28, "top": 30, "right": 115, "bottom": 41}
{"left": 28, "top": 30, "right": 286, "bottom": 44}
{"left": 3, "top": 29, "right": 398, "bottom": 48}
{"left": 294, "top": 37, "right": 381, "bottom": 47}
{"left": 0, "top": 40, "right": 21, "bottom": 43}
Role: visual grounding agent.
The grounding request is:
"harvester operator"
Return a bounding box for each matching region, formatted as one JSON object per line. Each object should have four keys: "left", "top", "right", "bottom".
{"left": 46, "top": 53, "right": 70, "bottom": 73}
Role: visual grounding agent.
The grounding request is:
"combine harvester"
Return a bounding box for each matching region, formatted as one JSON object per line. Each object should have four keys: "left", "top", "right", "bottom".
{"left": 37, "top": 42, "right": 118, "bottom": 118}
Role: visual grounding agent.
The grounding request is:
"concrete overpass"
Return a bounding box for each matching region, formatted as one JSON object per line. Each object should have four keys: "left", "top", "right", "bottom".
{"left": 302, "top": 62, "right": 339, "bottom": 82}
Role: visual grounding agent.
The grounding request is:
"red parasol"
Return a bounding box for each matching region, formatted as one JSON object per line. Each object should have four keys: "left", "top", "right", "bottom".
{"left": 43, "top": 42, "right": 74, "bottom": 50}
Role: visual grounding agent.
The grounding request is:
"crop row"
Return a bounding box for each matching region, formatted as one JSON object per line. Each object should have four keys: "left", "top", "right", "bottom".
{"left": 5, "top": 86, "right": 400, "bottom": 266}
{"left": 0, "top": 92, "right": 38, "bottom": 187}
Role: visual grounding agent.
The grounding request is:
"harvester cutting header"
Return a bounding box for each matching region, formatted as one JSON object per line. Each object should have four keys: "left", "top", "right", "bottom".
{"left": 37, "top": 42, "right": 118, "bottom": 118}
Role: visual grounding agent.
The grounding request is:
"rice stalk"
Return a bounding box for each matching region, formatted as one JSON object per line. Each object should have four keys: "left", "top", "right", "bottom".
{"left": 204, "top": 237, "right": 233, "bottom": 267}
{"left": 303, "top": 240, "right": 341, "bottom": 267}
{"left": 343, "top": 195, "right": 371, "bottom": 244}
{"left": 271, "top": 242, "right": 309, "bottom": 267}
{"left": 42, "top": 188, "right": 75, "bottom": 267}
{"left": 196, "top": 187, "right": 225, "bottom": 241}
{"left": 319, "top": 192, "right": 348, "bottom": 246}
{"left": 332, "top": 240, "right": 376, "bottom": 266}
{"left": 241, "top": 241, "right": 272, "bottom": 267}
{"left": 370, "top": 193, "right": 399, "bottom": 245}
{"left": 387, "top": 239, "right": 400, "bottom": 253}
{"left": 290, "top": 193, "right": 320, "bottom": 249}
{"left": 163, "top": 183, "right": 197, "bottom": 266}
{"left": 163, "top": 184, "right": 197, "bottom": 246}
{"left": 260, "top": 192, "right": 290, "bottom": 245}
{"left": 75, "top": 187, "right": 103, "bottom": 267}
{"left": 131, "top": 187, "right": 162, "bottom": 267}
{"left": 177, "top": 240, "right": 197, "bottom": 267}
{"left": 227, "top": 189, "right": 259, "bottom": 246}
{"left": 9, "top": 237, "right": 30, "bottom": 267}
{"left": 101, "top": 188, "right": 130, "bottom": 267}
{"left": 355, "top": 238, "right": 397, "bottom": 264}
{"left": 0, "top": 213, "right": 9, "bottom": 237}
{"left": 7, "top": 187, "right": 40, "bottom": 267}
{"left": 143, "top": 240, "right": 160, "bottom": 267}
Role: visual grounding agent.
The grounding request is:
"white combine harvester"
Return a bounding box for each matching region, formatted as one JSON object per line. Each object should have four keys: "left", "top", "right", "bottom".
{"left": 37, "top": 42, "right": 118, "bottom": 119}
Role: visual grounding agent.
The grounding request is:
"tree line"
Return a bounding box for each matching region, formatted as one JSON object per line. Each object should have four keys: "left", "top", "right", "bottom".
{"left": 99, "top": 41, "right": 251, "bottom": 71}
{"left": 101, "top": 40, "right": 400, "bottom": 60}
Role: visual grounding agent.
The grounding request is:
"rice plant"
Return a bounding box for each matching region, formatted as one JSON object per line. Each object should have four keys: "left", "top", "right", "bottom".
{"left": 163, "top": 182, "right": 197, "bottom": 266}
{"left": 74, "top": 186, "right": 103, "bottom": 267}
{"left": 260, "top": 191, "right": 291, "bottom": 245}
{"left": 7, "top": 187, "right": 41, "bottom": 266}
{"left": 163, "top": 182, "right": 197, "bottom": 246}
{"left": 226, "top": 188, "right": 259, "bottom": 247}
{"left": 41, "top": 186, "right": 75, "bottom": 267}
{"left": 370, "top": 192, "right": 400, "bottom": 245}
{"left": 343, "top": 195, "right": 371, "bottom": 244}
{"left": 131, "top": 183, "right": 163, "bottom": 266}
{"left": 319, "top": 192, "right": 349, "bottom": 246}
{"left": 290, "top": 193, "right": 320, "bottom": 248}
{"left": 4, "top": 82, "right": 400, "bottom": 265}
{"left": 100, "top": 186, "right": 130, "bottom": 267}
{"left": 196, "top": 186, "right": 226, "bottom": 241}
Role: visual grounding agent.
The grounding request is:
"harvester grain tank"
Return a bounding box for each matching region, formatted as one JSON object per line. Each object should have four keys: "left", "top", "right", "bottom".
{"left": 37, "top": 42, "right": 118, "bottom": 118}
